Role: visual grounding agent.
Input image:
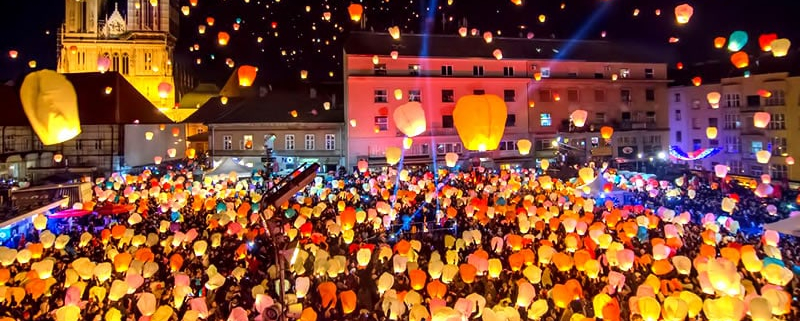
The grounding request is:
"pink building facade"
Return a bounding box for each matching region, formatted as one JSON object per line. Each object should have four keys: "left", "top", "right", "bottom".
{"left": 344, "top": 33, "right": 670, "bottom": 170}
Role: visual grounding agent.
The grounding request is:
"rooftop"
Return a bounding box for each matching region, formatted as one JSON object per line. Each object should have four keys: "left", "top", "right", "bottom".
{"left": 345, "top": 32, "right": 673, "bottom": 63}
{"left": 187, "top": 89, "right": 343, "bottom": 124}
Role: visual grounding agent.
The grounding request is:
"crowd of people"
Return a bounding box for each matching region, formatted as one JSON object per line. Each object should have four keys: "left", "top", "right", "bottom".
{"left": 0, "top": 163, "right": 798, "bottom": 321}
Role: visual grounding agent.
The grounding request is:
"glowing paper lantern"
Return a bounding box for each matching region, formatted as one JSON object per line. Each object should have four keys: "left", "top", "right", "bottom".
{"left": 238, "top": 65, "right": 257, "bottom": 87}
{"left": 674, "top": 4, "right": 693, "bottom": 24}
{"left": 385, "top": 147, "right": 402, "bottom": 166}
{"left": 144, "top": 131, "right": 154, "bottom": 141}
{"left": 483, "top": 32, "right": 493, "bottom": 43}
{"left": 403, "top": 137, "right": 412, "bottom": 149}
{"left": 492, "top": 49, "right": 503, "bottom": 60}
{"left": 691, "top": 77, "right": 702, "bottom": 86}
{"left": 453, "top": 95, "right": 507, "bottom": 151}
{"left": 753, "top": 112, "right": 770, "bottom": 128}
{"left": 517, "top": 139, "right": 532, "bottom": 155}
{"left": 154, "top": 156, "right": 162, "bottom": 164}
{"left": 771, "top": 39, "right": 791, "bottom": 57}
{"left": 348, "top": 3, "right": 363, "bottom": 22}
{"left": 33, "top": 214, "right": 47, "bottom": 230}
{"left": 759, "top": 33, "right": 778, "bottom": 51}
{"left": 390, "top": 51, "right": 399, "bottom": 59}
{"left": 445, "top": 152, "right": 459, "bottom": 167}
{"left": 458, "top": 27, "right": 467, "bottom": 37}
{"left": 578, "top": 167, "right": 595, "bottom": 184}
{"left": 571, "top": 110, "right": 588, "bottom": 127}
{"left": 158, "top": 82, "right": 172, "bottom": 99}
{"left": 540, "top": 159, "right": 549, "bottom": 171}
{"left": 167, "top": 148, "right": 177, "bottom": 158}
{"left": 388, "top": 26, "right": 400, "bottom": 39}
{"left": 357, "top": 160, "right": 368, "bottom": 173}
{"left": 730, "top": 52, "right": 749, "bottom": 68}
{"left": 20, "top": 70, "right": 81, "bottom": 145}
{"left": 706, "top": 92, "right": 721, "bottom": 107}
{"left": 394, "top": 102, "right": 427, "bottom": 137}
{"left": 786, "top": 156, "right": 794, "bottom": 165}
{"left": 97, "top": 57, "right": 111, "bottom": 72}
{"left": 8, "top": 50, "right": 18, "bottom": 59}
{"left": 217, "top": 32, "right": 230, "bottom": 45}
{"left": 706, "top": 127, "right": 718, "bottom": 139}
{"left": 600, "top": 126, "right": 614, "bottom": 139}
{"left": 714, "top": 164, "right": 728, "bottom": 178}
{"left": 754, "top": 150, "right": 771, "bottom": 164}
{"left": 727, "top": 31, "right": 748, "bottom": 51}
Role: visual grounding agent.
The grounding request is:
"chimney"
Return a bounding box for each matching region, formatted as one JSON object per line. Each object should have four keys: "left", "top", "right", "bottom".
{"left": 309, "top": 88, "right": 317, "bottom": 99}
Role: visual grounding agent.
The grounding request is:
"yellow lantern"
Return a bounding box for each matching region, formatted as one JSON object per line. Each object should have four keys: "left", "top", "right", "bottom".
{"left": 445, "top": 152, "right": 459, "bottom": 167}
{"left": 356, "top": 248, "right": 371, "bottom": 267}
{"left": 753, "top": 112, "right": 770, "bottom": 128}
{"left": 402, "top": 137, "right": 413, "bottom": 149}
{"left": 453, "top": 95, "right": 508, "bottom": 151}
{"left": 167, "top": 148, "right": 177, "bottom": 158}
{"left": 570, "top": 110, "right": 588, "bottom": 127}
{"left": 185, "top": 148, "right": 196, "bottom": 159}
{"left": 238, "top": 65, "right": 257, "bottom": 87}
{"left": 388, "top": 26, "right": 400, "bottom": 39}
{"left": 706, "top": 127, "right": 718, "bottom": 139}
{"left": 706, "top": 91, "right": 721, "bottom": 108}
{"left": 638, "top": 296, "right": 661, "bottom": 321}
{"left": 385, "top": 147, "right": 402, "bottom": 166}
{"left": 393, "top": 102, "right": 427, "bottom": 137}
{"left": 28, "top": 60, "right": 37, "bottom": 68}
{"left": 662, "top": 296, "right": 689, "bottom": 321}
{"left": 393, "top": 89, "right": 403, "bottom": 100}
{"left": 181, "top": 6, "right": 190, "bottom": 15}
{"left": 517, "top": 139, "right": 532, "bottom": 155}
{"left": 198, "top": 25, "right": 206, "bottom": 34}
{"left": 349, "top": 119, "right": 357, "bottom": 127}
{"left": 145, "top": 131, "right": 154, "bottom": 140}
{"left": 538, "top": 14, "right": 546, "bottom": 23}
{"left": 300, "top": 70, "right": 308, "bottom": 79}
{"left": 770, "top": 39, "right": 791, "bottom": 57}
{"left": 756, "top": 150, "right": 771, "bottom": 164}
{"left": 53, "top": 153, "right": 63, "bottom": 163}
{"left": 578, "top": 167, "right": 595, "bottom": 184}
{"left": 533, "top": 72, "right": 542, "bottom": 81}
{"left": 20, "top": 70, "right": 81, "bottom": 145}
{"left": 674, "top": 4, "right": 694, "bottom": 24}
{"left": 540, "top": 159, "right": 549, "bottom": 171}
{"left": 348, "top": 3, "right": 363, "bottom": 22}
{"left": 492, "top": 49, "right": 503, "bottom": 60}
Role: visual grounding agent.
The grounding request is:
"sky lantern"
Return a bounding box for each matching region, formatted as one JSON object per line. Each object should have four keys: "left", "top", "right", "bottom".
{"left": 390, "top": 51, "right": 399, "bottom": 59}
{"left": 198, "top": 25, "right": 206, "bottom": 34}
{"left": 181, "top": 6, "right": 190, "bottom": 15}
{"left": 453, "top": 95, "right": 508, "bottom": 151}
{"left": 445, "top": 152, "right": 459, "bottom": 167}
{"left": 186, "top": 148, "right": 196, "bottom": 159}
{"left": 217, "top": 32, "right": 230, "bottom": 46}
{"left": 714, "top": 164, "right": 728, "bottom": 178}
{"left": 676, "top": 62, "right": 684, "bottom": 69}
{"left": 600, "top": 126, "right": 614, "bottom": 139}
{"left": 167, "top": 148, "right": 177, "bottom": 158}
{"left": 706, "top": 92, "right": 721, "bottom": 107}
{"left": 538, "top": 14, "right": 546, "bottom": 23}
{"left": 371, "top": 55, "right": 379, "bottom": 65}
{"left": 727, "top": 31, "right": 748, "bottom": 51}
{"left": 578, "top": 167, "right": 595, "bottom": 184}
{"left": 706, "top": 127, "right": 718, "bottom": 139}
{"left": 385, "top": 147, "right": 402, "bottom": 165}
{"left": 8, "top": 50, "right": 18, "bottom": 59}
{"left": 393, "top": 89, "right": 403, "bottom": 100}
{"left": 483, "top": 31, "right": 493, "bottom": 43}
{"left": 20, "top": 70, "right": 81, "bottom": 145}
{"left": 97, "top": 57, "right": 111, "bottom": 73}
{"left": 753, "top": 112, "right": 770, "bottom": 128}
{"left": 517, "top": 139, "right": 532, "bottom": 155}
{"left": 533, "top": 72, "right": 542, "bottom": 81}
{"left": 674, "top": 4, "right": 693, "bottom": 24}
{"left": 669, "top": 37, "right": 680, "bottom": 43}
{"left": 237, "top": 65, "right": 257, "bottom": 86}
{"left": 655, "top": 9, "right": 661, "bottom": 15}
{"left": 394, "top": 102, "right": 427, "bottom": 137}
{"left": 691, "top": 77, "right": 702, "bottom": 86}
{"left": 28, "top": 60, "right": 37, "bottom": 68}
{"left": 511, "top": 0, "right": 522, "bottom": 5}
{"left": 357, "top": 160, "right": 368, "bottom": 173}
{"left": 206, "top": 17, "right": 215, "bottom": 26}
{"left": 171, "top": 127, "right": 180, "bottom": 137}
{"left": 759, "top": 33, "right": 778, "bottom": 51}
{"left": 757, "top": 89, "right": 772, "bottom": 98}
{"left": 786, "top": 156, "right": 795, "bottom": 165}
{"left": 492, "top": 49, "right": 503, "bottom": 60}
{"left": 713, "top": 37, "right": 727, "bottom": 49}
{"left": 154, "top": 156, "right": 162, "bottom": 164}
{"left": 300, "top": 70, "right": 308, "bottom": 80}
{"left": 633, "top": 8, "right": 640, "bottom": 16}
{"left": 388, "top": 26, "right": 400, "bottom": 39}
{"left": 540, "top": 159, "right": 549, "bottom": 171}
{"left": 756, "top": 150, "right": 771, "bottom": 164}
{"left": 69, "top": 46, "right": 78, "bottom": 54}
{"left": 53, "top": 153, "right": 63, "bottom": 163}
{"left": 570, "top": 110, "right": 588, "bottom": 127}
{"left": 157, "top": 82, "right": 172, "bottom": 99}
{"left": 458, "top": 27, "right": 467, "bottom": 37}
{"left": 322, "top": 12, "right": 331, "bottom": 21}
{"left": 730, "top": 51, "right": 749, "bottom": 68}
{"left": 770, "top": 39, "right": 791, "bottom": 57}
{"left": 348, "top": 3, "right": 363, "bottom": 22}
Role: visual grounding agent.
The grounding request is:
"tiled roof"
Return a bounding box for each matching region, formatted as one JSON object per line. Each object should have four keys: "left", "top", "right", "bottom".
{"left": 0, "top": 72, "right": 173, "bottom": 126}
{"left": 345, "top": 32, "right": 673, "bottom": 63}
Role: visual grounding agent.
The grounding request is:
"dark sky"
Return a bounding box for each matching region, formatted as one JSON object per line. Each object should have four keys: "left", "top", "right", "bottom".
{"left": 2, "top": 0, "right": 799, "bottom": 84}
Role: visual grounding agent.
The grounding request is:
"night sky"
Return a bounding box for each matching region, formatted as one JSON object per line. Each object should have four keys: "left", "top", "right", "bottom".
{"left": 1, "top": 0, "right": 799, "bottom": 85}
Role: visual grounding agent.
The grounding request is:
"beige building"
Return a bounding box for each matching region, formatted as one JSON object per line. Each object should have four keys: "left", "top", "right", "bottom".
{"left": 669, "top": 72, "right": 800, "bottom": 182}
{"left": 57, "top": 0, "right": 195, "bottom": 121}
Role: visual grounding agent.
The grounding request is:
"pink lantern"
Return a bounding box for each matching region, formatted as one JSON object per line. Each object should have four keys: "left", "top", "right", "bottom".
{"left": 786, "top": 156, "right": 795, "bottom": 165}
{"left": 357, "top": 160, "right": 368, "bottom": 173}
{"left": 158, "top": 82, "right": 172, "bottom": 99}
{"left": 154, "top": 156, "right": 162, "bottom": 164}
{"left": 167, "top": 148, "right": 177, "bottom": 158}
{"left": 714, "top": 164, "right": 729, "bottom": 178}
{"left": 753, "top": 112, "right": 770, "bottom": 128}
{"left": 97, "top": 57, "right": 111, "bottom": 73}
{"left": 571, "top": 110, "right": 588, "bottom": 127}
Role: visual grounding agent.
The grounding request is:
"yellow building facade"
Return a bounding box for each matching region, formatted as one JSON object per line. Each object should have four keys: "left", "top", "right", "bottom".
{"left": 58, "top": 0, "right": 180, "bottom": 119}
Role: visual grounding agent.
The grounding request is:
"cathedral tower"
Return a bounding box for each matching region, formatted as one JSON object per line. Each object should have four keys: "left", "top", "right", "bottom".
{"left": 58, "top": 0, "right": 182, "bottom": 119}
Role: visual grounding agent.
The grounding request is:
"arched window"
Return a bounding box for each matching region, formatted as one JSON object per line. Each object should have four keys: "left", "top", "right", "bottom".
{"left": 121, "top": 53, "right": 130, "bottom": 75}
{"left": 112, "top": 53, "right": 120, "bottom": 72}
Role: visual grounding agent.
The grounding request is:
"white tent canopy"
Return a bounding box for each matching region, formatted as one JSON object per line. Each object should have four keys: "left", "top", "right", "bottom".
{"left": 763, "top": 214, "right": 800, "bottom": 237}
{"left": 204, "top": 158, "right": 254, "bottom": 178}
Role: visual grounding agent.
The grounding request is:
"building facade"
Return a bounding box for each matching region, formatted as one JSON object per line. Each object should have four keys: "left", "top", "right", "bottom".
{"left": 344, "top": 33, "right": 670, "bottom": 170}
{"left": 57, "top": 0, "right": 194, "bottom": 120}
{"left": 669, "top": 72, "right": 800, "bottom": 182}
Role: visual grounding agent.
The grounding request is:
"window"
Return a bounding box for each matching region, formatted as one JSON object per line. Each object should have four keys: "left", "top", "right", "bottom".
{"left": 769, "top": 113, "right": 786, "bottom": 130}
{"left": 499, "top": 141, "right": 518, "bottom": 151}
{"left": 692, "top": 139, "right": 702, "bottom": 151}
{"left": 540, "top": 67, "right": 551, "bottom": 78}
{"left": 567, "top": 89, "right": 579, "bottom": 102}
{"left": 765, "top": 90, "right": 785, "bottom": 106}
{"left": 751, "top": 141, "right": 763, "bottom": 155}
{"left": 373, "top": 64, "right": 387, "bottom": 75}
{"left": 620, "top": 89, "right": 631, "bottom": 102}
{"left": 441, "top": 65, "right": 453, "bottom": 76}
{"left": 591, "top": 137, "right": 600, "bottom": 148}
{"left": 617, "top": 137, "right": 637, "bottom": 145}
{"left": 143, "top": 52, "right": 152, "bottom": 71}
{"left": 325, "top": 134, "right": 335, "bottom": 150}
{"left": 506, "top": 114, "right": 516, "bottom": 127}
{"left": 674, "top": 93, "right": 681, "bottom": 103}
{"left": 771, "top": 137, "right": 787, "bottom": 156}
{"left": 442, "top": 115, "right": 454, "bottom": 128}
{"left": 619, "top": 68, "right": 631, "bottom": 78}
{"left": 750, "top": 165, "right": 764, "bottom": 176}
{"left": 242, "top": 135, "right": 253, "bottom": 150}
{"left": 539, "top": 89, "right": 553, "bottom": 102}
{"left": 746, "top": 95, "right": 761, "bottom": 107}
{"left": 112, "top": 53, "right": 119, "bottom": 72}
{"left": 285, "top": 135, "right": 295, "bottom": 150}
{"left": 594, "top": 89, "right": 605, "bottom": 102}
{"left": 724, "top": 93, "right": 740, "bottom": 107}
{"left": 692, "top": 118, "right": 701, "bottom": 129}
{"left": 503, "top": 89, "right": 516, "bottom": 102}
{"left": 408, "top": 64, "right": 420, "bottom": 76}
{"left": 473, "top": 89, "right": 485, "bottom": 95}
{"left": 622, "top": 112, "right": 631, "bottom": 121}
{"left": 646, "top": 112, "right": 656, "bottom": 123}
{"left": 472, "top": 65, "right": 484, "bottom": 76}
{"left": 441, "top": 89, "right": 454, "bottom": 102}
{"left": 724, "top": 114, "right": 741, "bottom": 129}
{"left": 595, "top": 112, "right": 606, "bottom": 124}
{"left": 567, "top": 72, "right": 578, "bottom": 78}
{"left": 645, "top": 89, "right": 655, "bottom": 101}
{"left": 121, "top": 53, "right": 130, "bottom": 75}
{"left": 374, "top": 89, "right": 388, "bottom": 103}
{"left": 408, "top": 89, "right": 421, "bottom": 102}
{"left": 674, "top": 109, "right": 682, "bottom": 121}
{"left": 374, "top": 116, "right": 388, "bottom": 131}
{"left": 708, "top": 118, "right": 718, "bottom": 127}
{"left": 594, "top": 73, "right": 604, "bottom": 79}
{"left": 729, "top": 160, "right": 743, "bottom": 174}
{"left": 771, "top": 164, "right": 788, "bottom": 180}
{"left": 304, "top": 134, "right": 315, "bottom": 150}
{"left": 725, "top": 136, "right": 741, "bottom": 153}
{"left": 223, "top": 135, "right": 232, "bottom": 150}
{"left": 692, "top": 100, "right": 701, "bottom": 109}
{"left": 644, "top": 68, "right": 654, "bottom": 79}
{"left": 675, "top": 131, "right": 682, "bottom": 143}
{"left": 503, "top": 66, "right": 514, "bottom": 77}
{"left": 709, "top": 139, "right": 720, "bottom": 148}
{"left": 536, "top": 139, "right": 555, "bottom": 151}
{"left": 540, "top": 113, "right": 552, "bottom": 127}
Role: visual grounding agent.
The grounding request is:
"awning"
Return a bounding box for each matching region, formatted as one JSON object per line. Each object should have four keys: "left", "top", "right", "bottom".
{"left": 763, "top": 215, "right": 800, "bottom": 237}
{"left": 205, "top": 157, "right": 254, "bottom": 177}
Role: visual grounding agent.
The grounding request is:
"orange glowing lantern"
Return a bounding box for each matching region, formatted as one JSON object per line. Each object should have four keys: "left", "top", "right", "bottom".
{"left": 730, "top": 52, "right": 749, "bottom": 68}
{"left": 217, "top": 32, "right": 230, "bottom": 45}
{"left": 171, "top": 127, "right": 180, "bottom": 137}
{"left": 492, "top": 49, "right": 503, "bottom": 60}
{"left": 600, "top": 126, "right": 614, "bottom": 139}
{"left": 238, "top": 65, "right": 257, "bottom": 87}
{"left": 53, "top": 153, "right": 63, "bottom": 163}
{"left": 759, "top": 33, "right": 778, "bottom": 51}
{"left": 753, "top": 112, "right": 770, "bottom": 128}
{"left": 714, "top": 37, "right": 726, "bottom": 49}
{"left": 453, "top": 95, "right": 507, "bottom": 151}
{"left": 691, "top": 77, "right": 702, "bottom": 86}
{"left": 348, "top": 3, "right": 363, "bottom": 22}
{"left": 674, "top": 4, "right": 693, "bottom": 24}
{"left": 571, "top": 110, "right": 588, "bottom": 127}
